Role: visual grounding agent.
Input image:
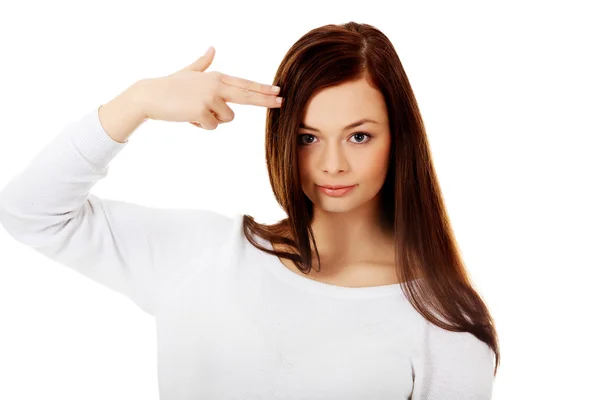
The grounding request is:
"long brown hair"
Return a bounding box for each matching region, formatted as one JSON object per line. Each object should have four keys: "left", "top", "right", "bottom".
{"left": 242, "top": 21, "right": 500, "bottom": 375}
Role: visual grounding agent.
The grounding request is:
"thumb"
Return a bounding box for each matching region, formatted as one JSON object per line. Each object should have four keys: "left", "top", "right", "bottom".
{"left": 183, "top": 46, "right": 215, "bottom": 72}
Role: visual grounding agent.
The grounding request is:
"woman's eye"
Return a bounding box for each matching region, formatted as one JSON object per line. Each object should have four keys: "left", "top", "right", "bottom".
{"left": 298, "top": 134, "right": 316, "bottom": 145}
{"left": 350, "top": 132, "right": 372, "bottom": 143}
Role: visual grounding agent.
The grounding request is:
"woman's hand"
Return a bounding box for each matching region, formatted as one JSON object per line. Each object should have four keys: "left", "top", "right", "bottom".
{"left": 140, "top": 46, "right": 282, "bottom": 130}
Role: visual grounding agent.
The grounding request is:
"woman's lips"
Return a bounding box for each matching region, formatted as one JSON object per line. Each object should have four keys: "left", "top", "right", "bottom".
{"left": 316, "top": 185, "right": 357, "bottom": 197}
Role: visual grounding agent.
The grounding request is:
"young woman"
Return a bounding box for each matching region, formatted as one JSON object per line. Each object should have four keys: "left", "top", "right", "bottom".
{"left": 0, "top": 21, "right": 499, "bottom": 399}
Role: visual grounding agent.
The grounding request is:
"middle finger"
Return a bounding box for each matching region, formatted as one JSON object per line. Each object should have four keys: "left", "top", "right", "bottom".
{"left": 219, "top": 84, "right": 283, "bottom": 108}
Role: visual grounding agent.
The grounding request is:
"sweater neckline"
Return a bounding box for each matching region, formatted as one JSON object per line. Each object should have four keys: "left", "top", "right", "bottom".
{"left": 253, "top": 230, "right": 408, "bottom": 299}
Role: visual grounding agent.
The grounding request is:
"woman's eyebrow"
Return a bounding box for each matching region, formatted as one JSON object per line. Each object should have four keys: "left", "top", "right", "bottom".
{"left": 299, "top": 118, "right": 379, "bottom": 132}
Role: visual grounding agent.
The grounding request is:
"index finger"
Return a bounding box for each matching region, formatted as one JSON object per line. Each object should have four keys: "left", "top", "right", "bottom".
{"left": 219, "top": 73, "right": 280, "bottom": 95}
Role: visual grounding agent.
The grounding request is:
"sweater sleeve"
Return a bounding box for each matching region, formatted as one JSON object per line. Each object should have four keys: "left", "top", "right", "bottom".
{"left": 411, "top": 319, "right": 496, "bottom": 399}
{"left": 0, "top": 106, "right": 234, "bottom": 317}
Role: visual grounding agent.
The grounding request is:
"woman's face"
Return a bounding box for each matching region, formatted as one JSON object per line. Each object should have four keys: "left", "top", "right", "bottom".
{"left": 298, "top": 77, "right": 391, "bottom": 214}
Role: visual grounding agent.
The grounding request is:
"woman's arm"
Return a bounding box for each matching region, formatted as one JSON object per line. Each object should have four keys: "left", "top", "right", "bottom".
{"left": 0, "top": 104, "right": 233, "bottom": 317}
{"left": 411, "top": 320, "right": 496, "bottom": 399}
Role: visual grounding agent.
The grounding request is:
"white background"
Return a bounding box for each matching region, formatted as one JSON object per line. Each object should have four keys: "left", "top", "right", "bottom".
{"left": 0, "top": 0, "right": 598, "bottom": 399}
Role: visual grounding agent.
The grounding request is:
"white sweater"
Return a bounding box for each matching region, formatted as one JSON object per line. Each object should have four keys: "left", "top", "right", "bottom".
{"left": 0, "top": 107, "right": 495, "bottom": 399}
